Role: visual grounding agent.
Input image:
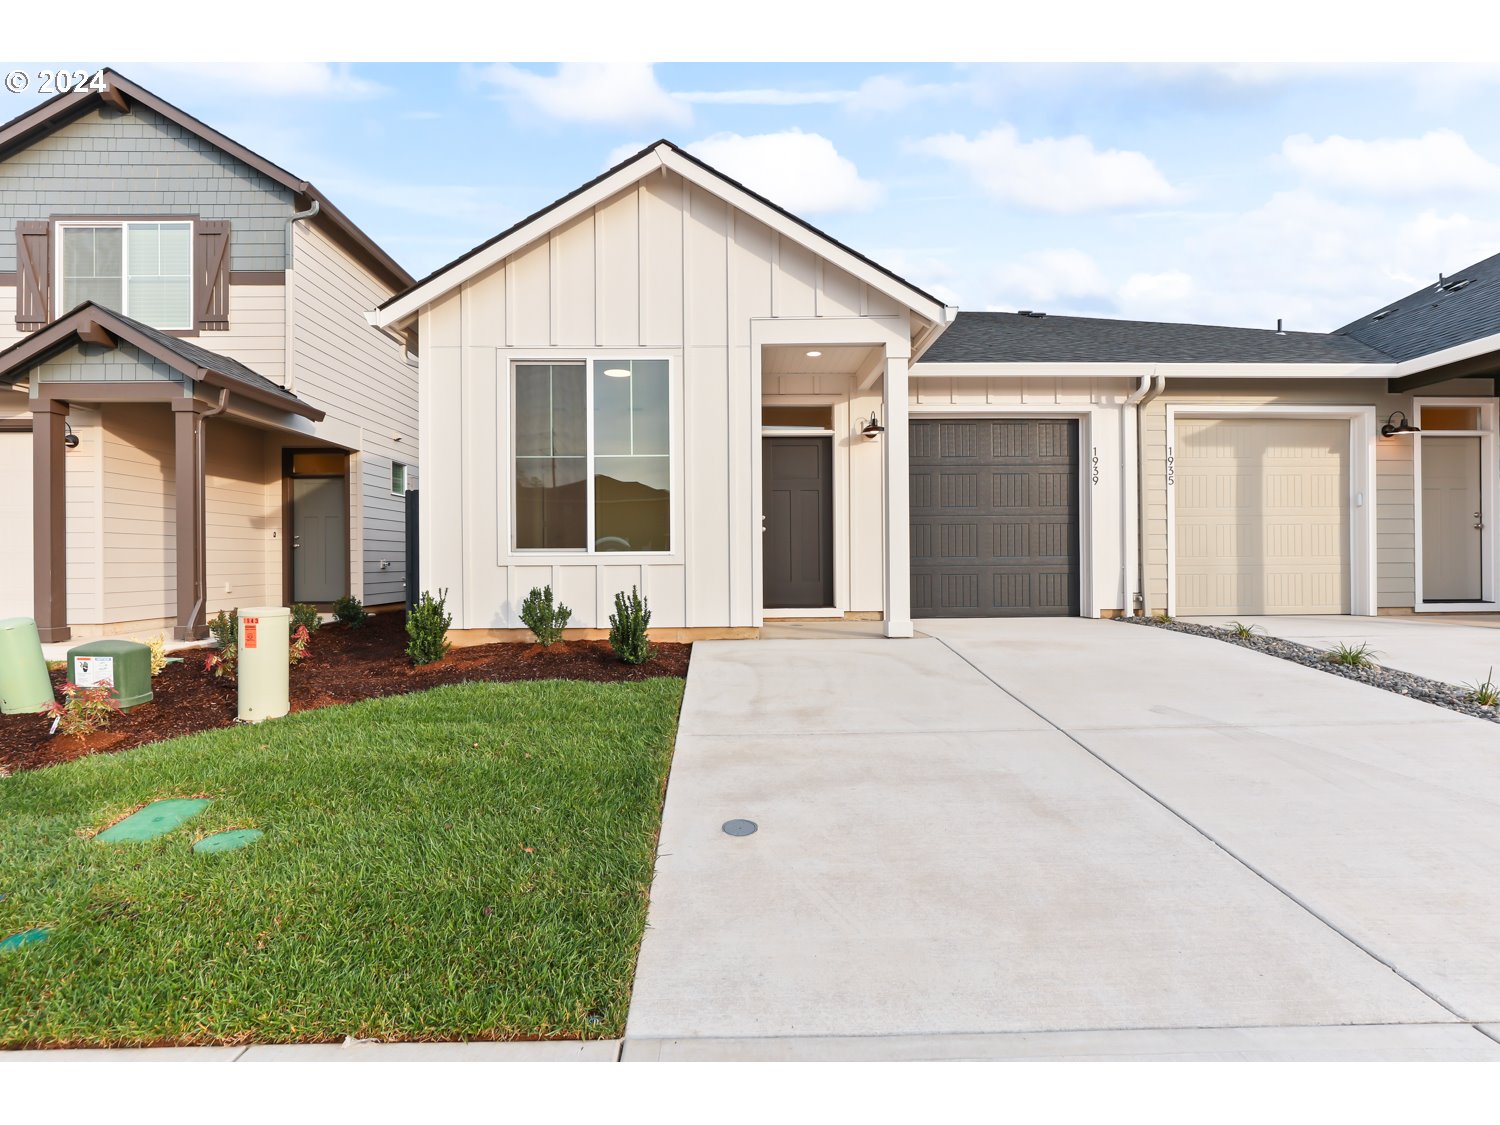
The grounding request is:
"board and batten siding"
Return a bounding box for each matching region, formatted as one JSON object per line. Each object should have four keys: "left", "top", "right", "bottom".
{"left": 421, "top": 169, "right": 910, "bottom": 630}
{"left": 1139, "top": 377, "right": 1494, "bottom": 614}
{"left": 289, "top": 220, "right": 417, "bottom": 606}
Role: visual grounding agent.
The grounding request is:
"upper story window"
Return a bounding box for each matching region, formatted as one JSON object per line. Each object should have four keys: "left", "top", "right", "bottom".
{"left": 513, "top": 359, "right": 671, "bottom": 553}
{"left": 57, "top": 221, "right": 193, "bottom": 330}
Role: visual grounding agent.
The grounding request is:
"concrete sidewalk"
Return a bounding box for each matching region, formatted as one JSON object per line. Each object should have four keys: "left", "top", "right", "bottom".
{"left": 1184, "top": 613, "right": 1500, "bottom": 688}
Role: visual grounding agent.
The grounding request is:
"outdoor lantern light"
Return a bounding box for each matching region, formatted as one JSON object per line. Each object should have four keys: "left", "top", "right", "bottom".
{"left": 64, "top": 422, "right": 79, "bottom": 450}
{"left": 1381, "top": 410, "right": 1421, "bottom": 437}
{"left": 861, "top": 412, "right": 885, "bottom": 440}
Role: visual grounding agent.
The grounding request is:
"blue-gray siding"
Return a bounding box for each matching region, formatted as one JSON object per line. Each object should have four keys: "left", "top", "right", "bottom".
{"left": 0, "top": 104, "right": 293, "bottom": 273}
{"left": 33, "top": 341, "right": 188, "bottom": 386}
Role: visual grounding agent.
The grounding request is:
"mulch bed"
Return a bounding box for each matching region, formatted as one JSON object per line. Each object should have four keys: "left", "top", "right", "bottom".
{"left": 1, "top": 611, "right": 689, "bottom": 774}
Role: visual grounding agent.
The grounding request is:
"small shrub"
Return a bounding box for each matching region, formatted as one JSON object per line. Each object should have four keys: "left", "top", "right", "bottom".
{"left": 1464, "top": 667, "right": 1500, "bottom": 707}
{"left": 407, "top": 589, "right": 452, "bottom": 666}
{"left": 206, "top": 609, "right": 239, "bottom": 679}
{"left": 1225, "top": 621, "right": 1262, "bottom": 640}
{"left": 1151, "top": 613, "right": 1174, "bottom": 624}
{"left": 608, "top": 586, "right": 655, "bottom": 665}
{"left": 520, "top": 585, "right": 572, "bottom": 646}
{"left": 40, "top": 681, "right": 122, "bottom": 739}
{"left": 333, "top": 594, "right": 369, "bottom": 629}
{"left": 1326, "top": 641, "right": 1378, "bottom": 669}
{"left": 291, "top": 603, "right": 322, "bottom": 635}
{"left": 289, "top": 623, "right": 312, "bottom": 665}
{"left": 146, "top": 633, "right": 169, "bottom": 677}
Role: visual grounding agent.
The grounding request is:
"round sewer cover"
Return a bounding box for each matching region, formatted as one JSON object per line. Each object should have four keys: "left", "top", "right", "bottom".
{"left": 193, "top": 828, "right": 265, "bottom": 855}
{"left": 721, "top": 819, "right": 758, "bottom": 837}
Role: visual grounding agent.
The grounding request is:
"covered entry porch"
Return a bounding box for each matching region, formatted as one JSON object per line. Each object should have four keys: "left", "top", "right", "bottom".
{"left": 0, "top": 303, "right": 327, "bottom": 642}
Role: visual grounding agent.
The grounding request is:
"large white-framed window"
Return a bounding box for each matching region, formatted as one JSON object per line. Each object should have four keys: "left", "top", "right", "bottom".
{"left": 55, "top": 220, "right": 194, "bottom": 330}
{"left": 512, "top": 358, "right": 672, "bottom": 554}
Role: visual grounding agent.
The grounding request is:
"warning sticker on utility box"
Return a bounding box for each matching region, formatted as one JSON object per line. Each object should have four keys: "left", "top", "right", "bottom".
{"left": 243, "top": 618, "right": 258, "bottom": 649}
{"left": 74, "top": 655, "right": 115, "bottom": 688}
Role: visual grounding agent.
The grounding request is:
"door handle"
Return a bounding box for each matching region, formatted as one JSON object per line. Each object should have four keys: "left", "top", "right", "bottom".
{"left": 1476, "top": 512, "right": 1485, "bottom": 531}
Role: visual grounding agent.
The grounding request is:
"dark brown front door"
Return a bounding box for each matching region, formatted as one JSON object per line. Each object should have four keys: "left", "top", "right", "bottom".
{"left": 910, "top": 418, "right": 1080, "bottom": 617}
{"left": 763, "top": 436, "right": 834, "bottom": 609}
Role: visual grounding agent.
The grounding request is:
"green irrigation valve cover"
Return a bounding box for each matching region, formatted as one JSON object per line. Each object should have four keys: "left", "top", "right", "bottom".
{"left": 96, "top": 798, "right": 211, "bottom": 843}
{"left": 0, "top": 616, "right": 53, "bottom": 716}
{"left": 193, "top": 828, "right": 264, "bottom": 854}
{"left": 0, "top": 928, "right": 49, "bottom": 952}
{"left": 67, "top": 638, "right": 153, "bottom": 712}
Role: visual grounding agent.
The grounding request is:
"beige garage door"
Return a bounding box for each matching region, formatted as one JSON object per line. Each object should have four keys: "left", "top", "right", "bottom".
{"left": 0, "top": 431, "right": 34, "bottom": 621}
{"left": 1174, "top": 417, "right": 1350, "bottom": 615}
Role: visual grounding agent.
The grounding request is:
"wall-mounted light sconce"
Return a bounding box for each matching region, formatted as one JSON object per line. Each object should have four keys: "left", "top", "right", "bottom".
{"left": 861, "top": 412, "right": 885, "bottom": 440}
{"left": 1381, "top": 410, "right": 1421, "bottom": 437}
{"left": 64, "top": 422, "right": 80, "bottom": 450}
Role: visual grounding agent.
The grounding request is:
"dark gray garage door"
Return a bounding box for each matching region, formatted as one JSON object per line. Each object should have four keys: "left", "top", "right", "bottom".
{"left": 910, "top": 418, "right": 1080, "bottom": 617}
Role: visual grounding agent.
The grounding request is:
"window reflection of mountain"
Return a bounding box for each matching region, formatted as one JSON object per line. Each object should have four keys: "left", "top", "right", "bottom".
{"left": 594, "top": 474, "right": 670, "bottom": 552}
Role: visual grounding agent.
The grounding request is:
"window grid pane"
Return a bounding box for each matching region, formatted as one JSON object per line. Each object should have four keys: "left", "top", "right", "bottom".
{"left": 591, "top": 360, "right": 670, "bottom": 553}
{"left": 126, "top": 222, "right": 192, "bottom": 328}
{"left": 515, "top": 364, "right": 588, "bottom": 550}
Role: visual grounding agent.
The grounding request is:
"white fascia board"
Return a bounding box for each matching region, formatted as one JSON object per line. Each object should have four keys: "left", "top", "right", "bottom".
{"left": 655, "top": 146, "right": 952, "bottom": 327}
{"left": 910, "top": 360, "right": 1397, "bottom": 380}
{"left": 372, "top": 149, "right": 669, "bottom": 329}
{"left": 1391, "top": 329, "right": 1500, "bottom": 378}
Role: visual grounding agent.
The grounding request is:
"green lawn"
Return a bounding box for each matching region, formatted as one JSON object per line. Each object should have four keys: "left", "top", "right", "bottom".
{"left": 0, "top": 678, "right": 683, "bottom": 1047}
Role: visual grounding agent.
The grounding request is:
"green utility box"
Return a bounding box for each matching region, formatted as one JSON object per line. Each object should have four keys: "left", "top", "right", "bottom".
{"left": 67, "top": 639, "right": 153, "bottom": 712}
{"left": 0, "top": 617, "right": 54, "bottom": 715}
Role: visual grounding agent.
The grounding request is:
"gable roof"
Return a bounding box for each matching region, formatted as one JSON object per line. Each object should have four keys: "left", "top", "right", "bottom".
{"left": 0, "top": 302, "right": 325, "bottom": 420}
{"left": 917, "top": 310, "right": 1395, "bottom": 366}
{"left": 0, "top": 69, "right": 412, "bottom": 293}
{"left": 1335, "top": 249, "right": 1500, "bottom": 363}
{"left": 374, "top": 139, "right": 954, "bottom": 329}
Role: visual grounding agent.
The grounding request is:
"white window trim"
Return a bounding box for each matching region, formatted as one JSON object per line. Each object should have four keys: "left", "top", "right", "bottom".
{"left": 507, "top": 356, "right": 678, "bottom": 559}
{"left": 1412, "top": 396, "right": 1498, "bottom": 613}
{"left": 54, "top": 219, "right": 195, "bottom": 331}
{"left": 906, "top": 402, "right": 1101, "bottom": 620}
{"left": 1164, "top": 404, "right": 1378, "bottom": 619}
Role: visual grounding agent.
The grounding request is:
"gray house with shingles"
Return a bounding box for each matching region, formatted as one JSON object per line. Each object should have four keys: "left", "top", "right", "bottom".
{"left": 0, "top": 69, "right": 419, "bottom": 642}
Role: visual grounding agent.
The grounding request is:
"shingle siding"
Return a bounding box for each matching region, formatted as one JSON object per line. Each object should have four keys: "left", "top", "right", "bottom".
{"left": 32, "top": 340, "right": 187, "bottom": 386}
{"left": 0, "top": 103, "right": 293, "bottom": 273}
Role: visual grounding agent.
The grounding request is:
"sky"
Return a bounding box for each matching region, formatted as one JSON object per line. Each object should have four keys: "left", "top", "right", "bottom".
{"left": 17, "top": 60, "right": 1500, "bottom": 332}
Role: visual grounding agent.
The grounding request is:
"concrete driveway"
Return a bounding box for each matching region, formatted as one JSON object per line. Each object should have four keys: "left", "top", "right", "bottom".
{"left": 1184, "top": 613, "right": 1500, "bottom": 688}
{"left": 624, "top": 618, "right": 1500, "bottom": 1061}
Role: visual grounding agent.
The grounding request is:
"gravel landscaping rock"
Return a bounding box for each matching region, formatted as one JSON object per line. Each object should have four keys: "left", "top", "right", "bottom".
{"left": 1123, "top": 616, "right": 1500, "bottom": 724}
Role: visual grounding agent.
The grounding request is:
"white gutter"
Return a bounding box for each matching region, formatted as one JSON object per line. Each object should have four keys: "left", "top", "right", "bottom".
{"left": 912, "top": 360, "right": 1393, "bottom": 380}
{"left": 1390, "top": 328, "right": 1500, "bottom": 379}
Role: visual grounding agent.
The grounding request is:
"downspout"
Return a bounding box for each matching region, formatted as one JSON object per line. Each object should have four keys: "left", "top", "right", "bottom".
{"left": 1130, "top": 372, "right": 1166, "bottom": 614}
{"left": 284, "top": 198, "right": 320, "bottom": 395}
{"left": 188, "top": 386, "right": 230, "bottom": 632}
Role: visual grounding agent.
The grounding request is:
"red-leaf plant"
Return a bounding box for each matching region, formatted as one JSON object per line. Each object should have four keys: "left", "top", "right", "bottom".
{"left": 40, "top": 681, "right": 123, "bottom": 738}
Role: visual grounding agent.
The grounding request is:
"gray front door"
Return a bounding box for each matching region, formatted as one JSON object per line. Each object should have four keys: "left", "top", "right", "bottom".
{"left": 763, "top": 436, "right": 834, "bottom": 609}
{"left": 910, "top": 418, "right": 1080, "bottom": 617}
{"left": 291, "top": 475, "right": 348, "bottom": 603}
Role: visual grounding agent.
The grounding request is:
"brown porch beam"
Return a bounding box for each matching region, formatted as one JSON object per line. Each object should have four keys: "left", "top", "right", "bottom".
{"left": 100, "top": 83, "right": 130, "bottom": 114}
{"left": 77, "top": 319, "right": 115, "bottom": 347}
{"left": 172, "top": 401, "right": 209, "bottom": 641}
{"left": 32, "top": 400, "right": 70, "bottom": 643}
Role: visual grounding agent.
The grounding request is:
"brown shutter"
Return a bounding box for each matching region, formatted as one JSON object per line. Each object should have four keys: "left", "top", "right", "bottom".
{"left": 195, "top": 219, "right": 231, "bottom": 330}
{"left": 15, "top": 220, "right": 51, "bottom": 330}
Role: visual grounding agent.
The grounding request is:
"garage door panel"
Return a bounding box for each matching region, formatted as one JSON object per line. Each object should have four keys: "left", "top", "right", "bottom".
{"left": 911, "top": 418, "right": 1080, "bottom": 618}
{"left": 1174, "top": 417, "right": 1350, "bottom": 616}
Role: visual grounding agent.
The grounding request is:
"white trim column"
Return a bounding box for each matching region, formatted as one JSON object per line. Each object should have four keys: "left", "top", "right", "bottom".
{"left": 883, "top": 353, "right": 912, "bottom": 637}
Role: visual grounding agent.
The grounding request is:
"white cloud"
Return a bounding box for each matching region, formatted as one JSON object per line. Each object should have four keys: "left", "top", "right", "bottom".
{"left": 685, "top": 130, "right": 884, "bottom": 213}
{"left": 477, "top": 63, "right": 690, "bottom": 127}
{"left": 676, "top": 87, "right": 848, "bottom": 107}
{"left": 991, "top": 249, "right": 1111, "bottom": 307}
{"left": 675, "top": 73, "right": 963, "bottom": 113}
{"left": 1282, "top": 129, "right": 1500, "bottom": 197}
{"left": 143, "top": 63, "right": 387, "bottom": 99}
{"left": 911, "top": 125, "right": 1180, "bottom": 213}
{"left": 1115, "top": 271, "right": 1197, "bottom": 317}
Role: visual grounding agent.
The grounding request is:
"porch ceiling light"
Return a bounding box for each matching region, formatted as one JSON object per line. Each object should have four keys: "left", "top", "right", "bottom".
{"left": 602, "top": 367, "right": 632, "bottom": 378}
{"left": 861, "top": 411, "right": 885, "bottom": 440}
{"left": 805, "top": 350, "right": 822, "bottom": 357}
{"left": 1381, "top": 410, "right": 1421, "bottom": 437}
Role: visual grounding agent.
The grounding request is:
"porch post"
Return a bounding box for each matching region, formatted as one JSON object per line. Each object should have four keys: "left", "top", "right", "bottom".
{"left": 883, "top": 353, "right": 913, "bottom": 638}
{"left": 172, "top": 401, "right": 209, "bottom": 641}
{"left": 32, "top": 399, "right": 70, "bottom": 643}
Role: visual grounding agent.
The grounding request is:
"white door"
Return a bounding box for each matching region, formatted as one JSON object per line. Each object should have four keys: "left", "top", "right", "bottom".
{"left": 0, "top": 431, "right": 34, "bottom": 620}
{"left": 1422, "top": 436, "right": 1483, "bottom": 601}
{"left": 1174, "top": 417, "right": 1350, "bottom": 615}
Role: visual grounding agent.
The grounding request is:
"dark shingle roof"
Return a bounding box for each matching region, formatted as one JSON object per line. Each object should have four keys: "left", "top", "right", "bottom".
{"left": 1335, "top": 250, "right": 1500, "bottom": 362}
{"left": 110, "top": 308, "right": 301, "bottom": 403}
{"left": 917, "top": 311, "right": 1394, "bottom": 366}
